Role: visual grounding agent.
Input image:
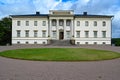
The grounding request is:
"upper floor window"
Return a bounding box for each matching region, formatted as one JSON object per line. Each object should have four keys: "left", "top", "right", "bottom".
{"left": 59, "top": 20, "right": 64, "bottom": 26}
{"left": 34, "top": 30, "right": 38, "bottom": 37}
{"left": 66, "top": 20, "right": 71, "bottom": 26}
{"left": 103, "top": 21, "right": 106, "bottom": 26}
{"left": 42, "top": 21, "right": 46, "bottom": 26}
{"left": 94, "top": 31, "right": 97, "bottom": 38}
{"left": 76, "top": 31, "right": 80, "bottom": 38}
{"left": 26, "top": 21, "right": 29, "bottom": 26}
{"left": 34, "top": 21, "right": 37, "bottom": 26}
{"left": 94, "top": 21, "right": 97, "bottom": 26}
{"left": 102, "top": 31, "right": 106, "bottom": 38}
{"left": 17, "top": 30, "right": 21, "bottom": 37}
{"left": 77, "top": 21, "right": 80, "bottom": 26}
{"left": 52, "top": 20, "right": 56, "bottom": 26}
{"left": 25, "top": 30, "right": 29, "bottom": 37}
{"left": 85, "top": 21, "right": 89, "bottom": 26}
{"left": 85, "top": 31, "right": 89, "bottom": 38}
{"left": 17, "top": 21, "right": 20, "bottom": 26}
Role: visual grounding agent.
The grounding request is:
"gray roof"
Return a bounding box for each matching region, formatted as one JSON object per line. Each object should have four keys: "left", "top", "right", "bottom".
{"left": 10, "top": 13, "right": 113, "bottom": 18}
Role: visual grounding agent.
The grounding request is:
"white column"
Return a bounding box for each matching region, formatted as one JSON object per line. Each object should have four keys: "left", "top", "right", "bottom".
{"left": 56, "top": 19, "right": 59, "bottom": 40}
{"left": 64, "top": 19, "right": 66, "bottom": 40}
{"left": 71, "top": 19, "right": 74, "bottom": 38}
{"left": 49, "top": 19, "right": 52, "bottom": 38}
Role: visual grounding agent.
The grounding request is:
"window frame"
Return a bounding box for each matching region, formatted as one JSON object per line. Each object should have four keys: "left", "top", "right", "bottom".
{"left": 77, "top": 21, "right": 80, "bottom": 26}
{"left": 34, "top": 21, "right": 37, "bottom": 26}
{"left": 42, "top": 30, "right": 46, "bottom": 38}
{"left": 17, "top": 21, "right": 20, "bottom": 26}
{"left": 17, "top": 30, "right": 21, "bottom": 37}
{"left": 26, "top": 21, "right": 29, "bottom": 26}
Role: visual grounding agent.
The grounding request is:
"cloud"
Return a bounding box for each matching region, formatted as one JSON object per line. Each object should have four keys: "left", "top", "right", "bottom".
{"left": 0, "top": 0, "right": 120, "bottom": 37}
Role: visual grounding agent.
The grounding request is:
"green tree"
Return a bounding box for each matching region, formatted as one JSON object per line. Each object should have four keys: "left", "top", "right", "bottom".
{"left": 0, "top": 17, "right": 12, "bottom": 45}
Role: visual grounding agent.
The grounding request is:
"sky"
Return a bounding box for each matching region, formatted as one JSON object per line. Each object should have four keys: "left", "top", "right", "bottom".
{"left": 0, "top": 0, "right": 120, "bottom": 38}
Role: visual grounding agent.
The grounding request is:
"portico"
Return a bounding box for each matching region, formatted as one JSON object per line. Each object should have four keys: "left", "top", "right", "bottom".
{"left": 49, "top": 18, "right": 74, "bottom": 40}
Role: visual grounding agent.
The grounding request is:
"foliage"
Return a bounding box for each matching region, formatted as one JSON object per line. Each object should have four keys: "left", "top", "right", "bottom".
{"left": 0, "top": 17, "right": 12, "bottom": 45}
{"left": 112, "top": 38, "right": 120, "bottom": 46}
{"left": 0, "top": 48, "right": 120, "bottom": 61}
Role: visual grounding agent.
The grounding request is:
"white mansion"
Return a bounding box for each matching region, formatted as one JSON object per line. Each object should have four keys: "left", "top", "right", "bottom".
{"left": 11, "top": 10, "right": 113, "bottom": 45}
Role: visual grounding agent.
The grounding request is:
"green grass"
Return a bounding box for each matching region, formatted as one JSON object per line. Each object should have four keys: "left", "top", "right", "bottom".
{"left": 0, "top": 48, "right": 120, "bottom": 61}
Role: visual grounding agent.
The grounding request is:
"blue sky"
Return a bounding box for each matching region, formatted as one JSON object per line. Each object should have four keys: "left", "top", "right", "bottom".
{"left": 0, "top": 0, "right": 120, "bottom": 38}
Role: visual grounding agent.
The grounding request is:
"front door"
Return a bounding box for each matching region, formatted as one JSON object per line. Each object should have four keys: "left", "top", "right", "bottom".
{"left": 59, "top": 32, "right": 64, "bottom": 40}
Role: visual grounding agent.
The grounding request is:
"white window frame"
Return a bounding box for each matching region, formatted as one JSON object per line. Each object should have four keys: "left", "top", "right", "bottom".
{"left": 17, "top": 30, "right": 21, "bottom": 37}
{"left": 76, "top": 31, "right": 80, "bottom": 38}
{"left": 42, "top": 30, "right": 46, "bottom": 38}
{"left": 26, "top": 21, "right": 29, "bottom": 26}
{"left": 17, "top": 21, "right": 20, "bottom": 26}
{"left": 34, "top": 21, "right": 37, "bottom": 26}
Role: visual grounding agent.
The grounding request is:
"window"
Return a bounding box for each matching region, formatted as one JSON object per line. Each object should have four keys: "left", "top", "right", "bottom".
{"left": 26, "top": 41, "right": 29, "bottom": 44}
{"left": 103, "top": 21, "right": 106, "bottom": 26}
{"left": 17, "top": 41, "right": 20, "bottom": 44}
{"left": 66, "top": 20, "right": 71, "bottom": 26}
{"left": 94, "top": 21, "right": 97, "bottom": 26}
{"left": 76, "top": 31, "right": 80, "bottom": 38}
{"left": 26, "top": 21, "right": 29, "bottom": 26}
{"left": 85, "top": 21, "right": 89, "bottom": 26}
{"left": 66, "top": 31, "right": 70, "bottom": 38}
{"left": 52, "top": 20, "right": 56, "bottom": 26}
{"left": 17, "top": 30, "right": 21, "bottom": 37}
{"left": 94, "top": 31, "right": 97, "bottom": 38}
{"left": 85, "top": 42, "right": 88, "bottom": 44}
{"left": 77, "top": 21, "right": 80, "bottom": 26}
{"left": 52, "top": 31, "right": 57, "bottom": 38}
{"left": 43, "top": 21, "right": 46, "bottom": 26}
{"left": 42, "top": 31, "right": 46, "bottom": 37}
{"left": 34, "top": 30, "right": 38, "bottom": 37}
{"left": 102, "top": 31, "right": 106, "bottom": 38}
{"left": 17, "top": 21, "right": 20, "bottom": 26}
{"left": 94, "top": 42, "right": 97, "bottom": 45}
{"left": 34, "top": 21, "right": 37, "bottom": 26}
{"left": 25, "top": 30, "right": 29, "bottom": 37}
{"left": 103, "top": 42, "right": 106, "bottom": 44}
{"left": 85, "top": 31, "right": 89, "bottom": 38}
{"left": 34, "top": 42, "right": 37, "bottom": 44}
{"left": 59, "top": 20, "right": 63, "bottom": 26}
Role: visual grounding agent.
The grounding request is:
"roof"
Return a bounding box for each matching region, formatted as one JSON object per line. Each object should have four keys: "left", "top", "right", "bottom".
{"left": 10, "top": 13, "right": 113, "bottom": 18}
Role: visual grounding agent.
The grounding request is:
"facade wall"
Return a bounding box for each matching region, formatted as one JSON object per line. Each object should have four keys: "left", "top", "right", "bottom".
{"left": 12, "top": 17, "right": 49, "bottom": 44}
{"left": 12, "top": 11, "right": 112, "bottom": 45}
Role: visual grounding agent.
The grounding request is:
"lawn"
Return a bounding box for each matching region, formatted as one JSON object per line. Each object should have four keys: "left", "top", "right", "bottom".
{"left": 0, "top": 48, "right": 120, "bottom": 61}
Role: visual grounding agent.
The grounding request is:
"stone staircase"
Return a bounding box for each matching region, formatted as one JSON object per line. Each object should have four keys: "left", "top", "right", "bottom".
{"left": 50, "top": 40, "right": 73, "bottom": 46}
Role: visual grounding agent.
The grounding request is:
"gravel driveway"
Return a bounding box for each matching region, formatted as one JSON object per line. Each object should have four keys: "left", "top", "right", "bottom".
{"left": 0, "top": 45, "right": 120, "bottom": 80}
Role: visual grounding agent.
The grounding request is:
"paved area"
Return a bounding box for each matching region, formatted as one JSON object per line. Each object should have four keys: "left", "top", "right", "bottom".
{"left": 0, "top": 45, "right": 120, "bottom": 80}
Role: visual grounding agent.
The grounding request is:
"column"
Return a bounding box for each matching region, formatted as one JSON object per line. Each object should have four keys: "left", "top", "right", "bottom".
{"left": 71, "top": 19, "right": 74, "bottom": 38}
{"left": 49, "top": 19, "right": 52, "bottom": 38}
{"left": 56, "top": 19, "right": 59, "bottom": 40}
{"left": 64, "top": 19, "right": 66, "bottom": 40}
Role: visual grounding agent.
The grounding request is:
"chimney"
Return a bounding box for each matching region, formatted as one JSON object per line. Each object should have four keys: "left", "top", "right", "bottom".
{"left": 36, "top": 12, "right": 40, "bottom": 15}
{"left": 83, "top": 12, "right": 87, "bottom": 15}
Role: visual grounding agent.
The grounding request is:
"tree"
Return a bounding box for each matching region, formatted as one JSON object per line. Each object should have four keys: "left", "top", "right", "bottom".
{"left": 0, "top": 17, "right": 12, "bottom": 45}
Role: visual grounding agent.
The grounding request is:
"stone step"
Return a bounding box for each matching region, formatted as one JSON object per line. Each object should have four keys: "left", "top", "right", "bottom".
{"left": 50, "top": 40, "right": 73, "bottom": 46}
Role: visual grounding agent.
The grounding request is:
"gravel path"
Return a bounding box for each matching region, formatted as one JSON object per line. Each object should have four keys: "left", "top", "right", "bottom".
{"left": 0, "top": 45, "right": 120, "bottom": 80}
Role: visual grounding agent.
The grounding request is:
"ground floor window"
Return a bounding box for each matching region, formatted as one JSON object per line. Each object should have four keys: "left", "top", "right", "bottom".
{"left": 76, "top": 31, "right": 80, "bottom": 38}
{"left": 52, "top": 31, "right": 57, "bottom": 38}
{"left": 66, "top": 31, "right": 70, "bottom": 38}
{"left": 42, "top": 31, "right": 46, "bottom": 38}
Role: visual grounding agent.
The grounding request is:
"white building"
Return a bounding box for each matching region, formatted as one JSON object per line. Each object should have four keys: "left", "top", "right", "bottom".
{"left": 11, "top": 10, "right": 113, "bottom": 45}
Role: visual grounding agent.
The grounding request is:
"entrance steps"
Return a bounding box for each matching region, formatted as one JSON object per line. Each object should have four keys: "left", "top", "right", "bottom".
{"left": 50, "top": 40, "right": 73, "bottom": 46}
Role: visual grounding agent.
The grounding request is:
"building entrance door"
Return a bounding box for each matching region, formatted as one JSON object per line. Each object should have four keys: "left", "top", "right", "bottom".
{"left": 59, "top": 32, "right": 64, "bottom": 40}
